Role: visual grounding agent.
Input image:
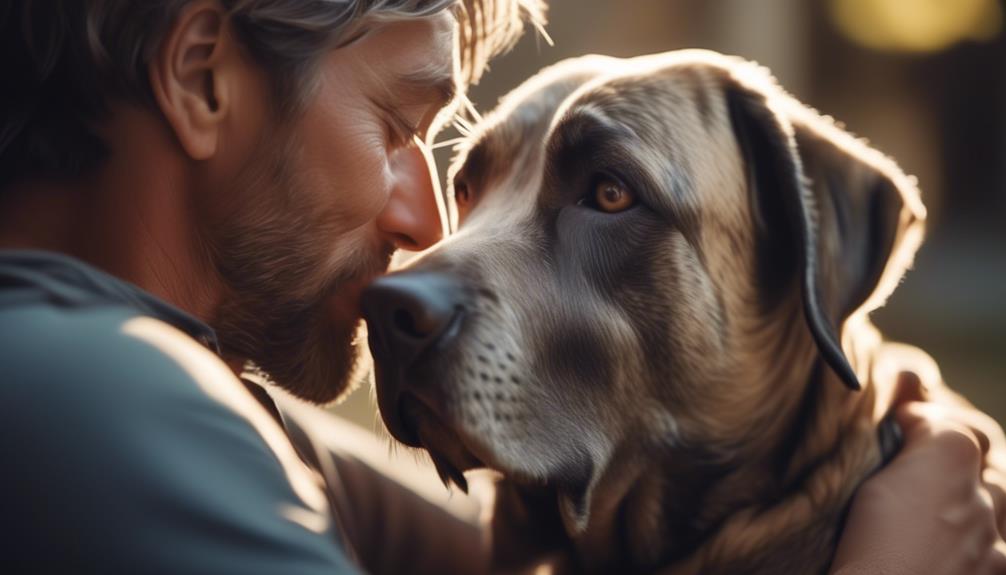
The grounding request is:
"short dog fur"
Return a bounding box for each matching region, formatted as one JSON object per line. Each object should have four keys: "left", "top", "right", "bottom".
{"left": 366, "top": 50, "right": 968, "bottom": 574}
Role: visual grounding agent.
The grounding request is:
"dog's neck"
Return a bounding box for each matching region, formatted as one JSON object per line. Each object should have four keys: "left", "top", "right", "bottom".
{"left": 565, "top": 324, "right": 887, "bottom": 574}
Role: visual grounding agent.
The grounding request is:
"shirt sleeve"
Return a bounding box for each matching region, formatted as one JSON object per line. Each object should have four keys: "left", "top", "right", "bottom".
{"left": 0, "top": 304, "right": 360, "bottom": 574}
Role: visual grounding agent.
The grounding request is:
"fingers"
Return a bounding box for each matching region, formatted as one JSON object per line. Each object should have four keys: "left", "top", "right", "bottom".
{"left": 979, "top": 539, "right": 1006, "bottom": 574}
{"left": 896, "top": 400, "right": 1006, "bottom": 480}
{"left": 975, "top": 507, "right": 1006, "bottom": 575}
{"left": 985, "top": 466, "right": 1006, "bottom": 538}
{"left": 891, "top": 370, "right": 928, "bottom": 405}
{"left": 895, "top": 402, "right": 985, "bottom": 471}
{"left": 895, "top": 399, "right": 1006, "bottom": 543}
{"left": 965, "top": 407, "right": 1006, "bottom": 461}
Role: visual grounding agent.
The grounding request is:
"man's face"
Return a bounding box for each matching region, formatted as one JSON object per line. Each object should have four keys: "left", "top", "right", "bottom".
{"left": 207, "top": 13, "right": 458, "bottom": 403}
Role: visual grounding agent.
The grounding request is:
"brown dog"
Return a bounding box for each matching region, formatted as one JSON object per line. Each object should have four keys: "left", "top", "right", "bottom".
{"left": 362, "top": 50, "right": 960, "bottom": 574}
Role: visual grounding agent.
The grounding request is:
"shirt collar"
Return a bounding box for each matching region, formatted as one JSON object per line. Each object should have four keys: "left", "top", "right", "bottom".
{"left": 0, "top": 249, "right": 220, "bottom": 353}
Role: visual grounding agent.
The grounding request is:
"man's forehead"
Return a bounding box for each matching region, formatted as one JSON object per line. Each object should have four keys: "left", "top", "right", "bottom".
{"left": 368, "top": 13, "right": 459, "bottom": 102}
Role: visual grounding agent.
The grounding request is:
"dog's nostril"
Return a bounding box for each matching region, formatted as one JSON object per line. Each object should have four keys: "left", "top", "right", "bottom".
{"left": 393, "top": 308, "right": 423, "bottom": 338}
{"left": 362, "top": 271, "right": 466, "bottom": 368}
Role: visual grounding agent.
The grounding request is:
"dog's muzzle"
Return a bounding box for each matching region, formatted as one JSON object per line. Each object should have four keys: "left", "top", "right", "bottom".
{"left": 361, "top": 271, "right": 467, "bottom": 445}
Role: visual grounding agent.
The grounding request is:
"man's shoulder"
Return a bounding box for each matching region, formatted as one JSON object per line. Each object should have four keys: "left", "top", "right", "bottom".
{"left": 0, "top": 299, "right": 280, "bottom": 457}
{"left": 0, "top": 300, "right": 244, "bottom": 466}
{"left": 0, "top": 301, "right": 358, "bottom": 573}
{"left": 0, "top": 300, "right": 211, "bottom": 405}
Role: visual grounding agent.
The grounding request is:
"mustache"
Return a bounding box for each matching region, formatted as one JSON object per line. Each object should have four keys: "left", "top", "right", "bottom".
{"left": 323, "top": 242, "right": 397, "bottom": 297}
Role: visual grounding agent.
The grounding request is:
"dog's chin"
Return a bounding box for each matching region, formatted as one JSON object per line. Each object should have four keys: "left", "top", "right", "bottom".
{"left": 402, "top": 395, "right": 483, "bottom": 492}
{"left": 399, "top": 394, "right": 554, "bottom": 495}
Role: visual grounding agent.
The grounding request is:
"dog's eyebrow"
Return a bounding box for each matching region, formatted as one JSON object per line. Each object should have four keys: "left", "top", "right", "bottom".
{"left": 555, "top": 105, "right": 638, "bottom": 148}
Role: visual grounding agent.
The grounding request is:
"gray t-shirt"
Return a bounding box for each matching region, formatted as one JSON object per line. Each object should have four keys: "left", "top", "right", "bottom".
{"left": 0, "top": 250, "right": 360, "bottom": 573}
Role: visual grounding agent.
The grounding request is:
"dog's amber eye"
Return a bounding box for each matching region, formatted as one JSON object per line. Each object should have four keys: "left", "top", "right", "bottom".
{"left": 594, "top": 179, "right": 635, "bottom": 213}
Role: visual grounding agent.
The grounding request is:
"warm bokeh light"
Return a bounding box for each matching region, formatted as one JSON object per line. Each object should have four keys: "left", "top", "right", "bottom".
{"left": 830, "top": 0, "right": 1003, "bottom": 52}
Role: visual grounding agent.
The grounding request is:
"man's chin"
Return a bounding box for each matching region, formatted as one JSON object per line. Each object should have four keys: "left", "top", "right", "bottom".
{"left": 259, "top": 321, "right": 371, "bottom": 405}
{"left": 212, "top": 242, "right": 393, "bottom": 406}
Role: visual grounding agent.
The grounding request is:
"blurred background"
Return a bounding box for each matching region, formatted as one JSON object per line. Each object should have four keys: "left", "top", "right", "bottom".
{"left": 335, "top": 0, "right": 1006, "bottom": 429}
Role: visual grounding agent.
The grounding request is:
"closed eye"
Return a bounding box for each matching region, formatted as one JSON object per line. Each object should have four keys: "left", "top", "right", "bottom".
{"left": 387, "top": 112, "right": 420, "bottom": 146}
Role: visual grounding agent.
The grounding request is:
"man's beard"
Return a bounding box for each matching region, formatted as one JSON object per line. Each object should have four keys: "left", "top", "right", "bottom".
{"left": 204, "top": 130, "right": 393, "bottom": 404}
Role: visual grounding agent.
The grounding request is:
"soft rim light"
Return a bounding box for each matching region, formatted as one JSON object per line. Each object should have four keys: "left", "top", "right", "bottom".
{"left": 830, "top": 0, "right": 1003, "bottom": 52}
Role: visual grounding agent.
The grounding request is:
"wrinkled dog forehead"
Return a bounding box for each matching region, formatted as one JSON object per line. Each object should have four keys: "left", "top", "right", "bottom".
{"left": 448, "top": 51, "right": 752, "bottom": 238}
{"left": 445, "top": 55, "right": 620, "bottom": 227}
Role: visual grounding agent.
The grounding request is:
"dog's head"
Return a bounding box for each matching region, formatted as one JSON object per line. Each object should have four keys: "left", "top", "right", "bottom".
{"left": 362, "top": 50, "right": 925, "bottom": 555}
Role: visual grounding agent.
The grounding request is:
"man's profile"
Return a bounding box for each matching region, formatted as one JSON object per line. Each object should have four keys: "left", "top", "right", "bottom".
{"left": 0, "top": 1, "right": 540, "bottom": 572}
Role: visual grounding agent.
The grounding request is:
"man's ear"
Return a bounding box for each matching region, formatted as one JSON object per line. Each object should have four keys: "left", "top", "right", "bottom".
{"left": 149, "top": 0, "right": 231, "bottom": 160}
{"left": 725, "top": 63, "right": 926, "bottom": 391}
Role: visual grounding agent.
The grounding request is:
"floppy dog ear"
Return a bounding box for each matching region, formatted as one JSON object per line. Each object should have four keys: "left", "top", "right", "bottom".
{"left": 725, "top": 67, "right": 926, "bottom": 390}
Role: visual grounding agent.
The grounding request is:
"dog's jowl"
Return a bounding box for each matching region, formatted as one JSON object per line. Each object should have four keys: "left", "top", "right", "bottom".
{"left": 362, "top": 50, "right": 961, "bottom": 575}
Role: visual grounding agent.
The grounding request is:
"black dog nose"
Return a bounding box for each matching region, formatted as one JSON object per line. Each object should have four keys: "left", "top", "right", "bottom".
{"left": 361, "top": 271, "right": 465, "bottom": 367}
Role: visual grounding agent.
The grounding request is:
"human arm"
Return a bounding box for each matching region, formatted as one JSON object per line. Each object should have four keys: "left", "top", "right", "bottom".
{"left": 274, "top": 396, "right": 491, "bottom": 575}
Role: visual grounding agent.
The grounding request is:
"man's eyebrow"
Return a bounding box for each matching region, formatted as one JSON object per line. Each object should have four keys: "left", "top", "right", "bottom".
{"left": 393, "top": 68, "right": 458, "bottom": 107}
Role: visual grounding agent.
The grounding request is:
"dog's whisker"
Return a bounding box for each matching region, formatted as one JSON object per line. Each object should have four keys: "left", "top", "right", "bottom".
{"left": 462, "top": 98, "right": 484, "bottom": 123}
{"left": 453, "top": 114, "right": 475, "bottom": 135}
{"left": 432, "top": 137, "right": 468, "bottom": 150}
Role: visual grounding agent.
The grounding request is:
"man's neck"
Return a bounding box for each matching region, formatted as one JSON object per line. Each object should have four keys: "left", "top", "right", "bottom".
{"left": 0, "top": 107, "right": 223, "bottom": 325}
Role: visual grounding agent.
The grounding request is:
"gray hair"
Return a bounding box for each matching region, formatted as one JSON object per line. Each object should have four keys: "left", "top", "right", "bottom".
{"left": 0, "top": 0, "right": 545, "bottom": 187}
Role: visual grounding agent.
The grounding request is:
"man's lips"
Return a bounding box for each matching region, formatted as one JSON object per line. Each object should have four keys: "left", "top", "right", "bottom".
{"left": 327, "top": 274, "right": 381, "bottom": 326}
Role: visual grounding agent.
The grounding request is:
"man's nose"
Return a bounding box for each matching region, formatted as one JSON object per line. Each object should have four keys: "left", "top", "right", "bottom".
{"left": 377, "top": 142, "right": 444, "bottom": 251}
{"left": 361, "top": 271, "right": 465, "bottom": 369}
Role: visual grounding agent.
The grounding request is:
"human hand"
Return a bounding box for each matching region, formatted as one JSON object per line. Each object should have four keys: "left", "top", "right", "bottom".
{"left": 830, "top": 399, "right": 1006, "bottom": 574}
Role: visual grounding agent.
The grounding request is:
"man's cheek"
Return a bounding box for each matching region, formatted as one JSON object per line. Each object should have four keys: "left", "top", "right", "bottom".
{"left": 323, "top": 148, "right": 392, "bottom": 230}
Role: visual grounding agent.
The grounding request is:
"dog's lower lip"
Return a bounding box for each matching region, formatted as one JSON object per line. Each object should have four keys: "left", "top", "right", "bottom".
{"left": 400, "top": 395, "right": 486, "bottom": 491}
{"left": 396, "top": 395, "right": 424, "bottom": 447}
{"left": 400, "top": 395, "right": 555, "bottom": 494}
